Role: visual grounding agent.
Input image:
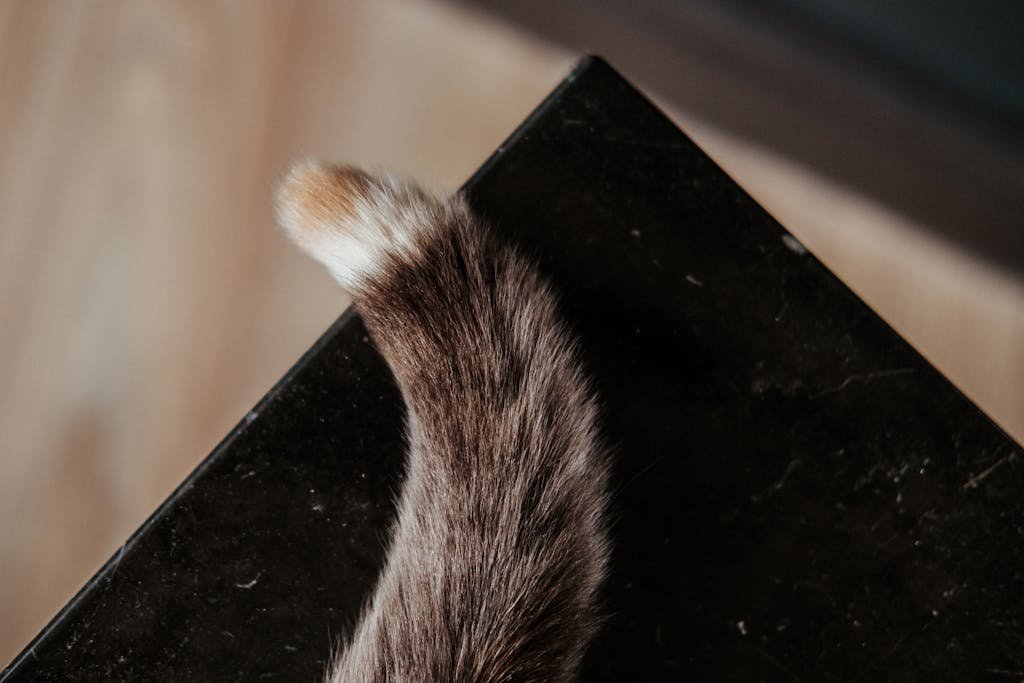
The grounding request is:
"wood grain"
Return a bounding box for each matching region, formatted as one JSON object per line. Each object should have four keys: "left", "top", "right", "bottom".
{"left": 1, "top": 0, "right": 1020, "bottom": 668}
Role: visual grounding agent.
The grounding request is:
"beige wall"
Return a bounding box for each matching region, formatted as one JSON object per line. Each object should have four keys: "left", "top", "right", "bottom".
{"left": 1, "top": 0, "right": 1021, "bottom": 666}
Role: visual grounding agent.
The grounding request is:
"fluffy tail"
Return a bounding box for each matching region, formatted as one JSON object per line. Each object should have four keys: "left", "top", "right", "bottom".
{"left": 276, "top": 161, "right": 609, "bottom": 683}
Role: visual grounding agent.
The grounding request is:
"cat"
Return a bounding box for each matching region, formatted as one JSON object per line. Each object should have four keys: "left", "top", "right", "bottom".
{"left": 275, "top": 161, "right": 610, "bottom": 683}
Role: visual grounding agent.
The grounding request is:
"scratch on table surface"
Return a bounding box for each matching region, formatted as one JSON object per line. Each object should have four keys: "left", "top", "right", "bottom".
{"left": 110, "top": 542, "right": 127, "bottom": 578}
{"left": 236, "top": 571, "right": 263, "bottom": 589}
{"left": 963, "top": 451, "right": 1015, "bottom": 490}
{"left": 885, "top": 621, "right": 932, "bottom": 659}
{"left": 812, "top": 368, "right": 915, "bottom": 399}
{"left": 747, "top": 641, "right": 803, "bottom": 682}
{"left": 752, "top": 458, "right": 802, "bottom": 502}
{"left": 616, "top": 457, "right": 664, "bottom": 494}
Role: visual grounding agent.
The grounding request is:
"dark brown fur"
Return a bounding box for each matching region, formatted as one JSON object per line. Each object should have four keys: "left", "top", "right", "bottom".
{"left": 276, "top": 163, "right": 609, "bottom": 682}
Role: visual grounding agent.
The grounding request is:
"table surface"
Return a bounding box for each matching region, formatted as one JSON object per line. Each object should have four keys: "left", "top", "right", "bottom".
{"left": 3, "top": 56, "right": 1021, "bottom": 682}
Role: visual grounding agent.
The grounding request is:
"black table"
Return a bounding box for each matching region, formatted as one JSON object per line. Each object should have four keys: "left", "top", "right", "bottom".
{"left": 3, "top": 57, "right": 1021, "bottom": 682}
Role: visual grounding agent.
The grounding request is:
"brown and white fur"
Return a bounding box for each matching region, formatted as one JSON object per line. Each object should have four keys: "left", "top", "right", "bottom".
{"left": 275, "top": 162, "right": 609, "bottom": 682}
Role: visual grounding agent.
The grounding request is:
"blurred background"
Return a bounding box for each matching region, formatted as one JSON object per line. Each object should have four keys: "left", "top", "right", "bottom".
{"left": 1, "top": 0, "right": 1021, "bottom": 666}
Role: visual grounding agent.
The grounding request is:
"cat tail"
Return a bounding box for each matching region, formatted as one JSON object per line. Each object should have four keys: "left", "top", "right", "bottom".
{"left": 276, "top": 161, "right": 609, "bottom": 683}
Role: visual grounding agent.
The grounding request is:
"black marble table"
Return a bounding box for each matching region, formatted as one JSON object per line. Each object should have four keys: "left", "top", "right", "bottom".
{"left": 3, "top": 57, "right": 1021, "bottom": 682}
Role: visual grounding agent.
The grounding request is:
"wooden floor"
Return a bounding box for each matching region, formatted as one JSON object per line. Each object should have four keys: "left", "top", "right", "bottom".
{"left": 1, "top": 0, "right": 1021, "bottom": 666}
